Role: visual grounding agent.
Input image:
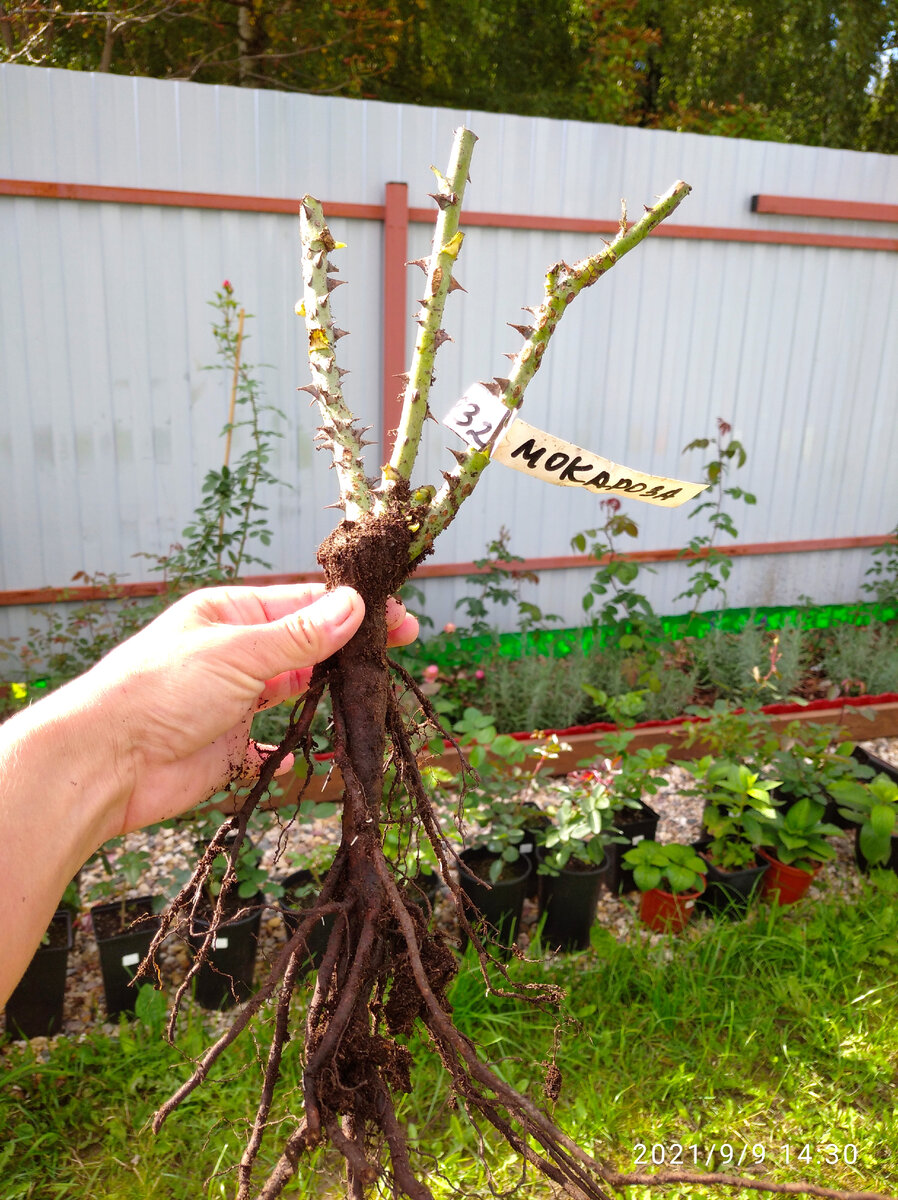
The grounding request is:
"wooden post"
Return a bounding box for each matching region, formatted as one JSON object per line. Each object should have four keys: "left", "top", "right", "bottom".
{"left": 381, "top": 181, "right": 408, "bottom": 462}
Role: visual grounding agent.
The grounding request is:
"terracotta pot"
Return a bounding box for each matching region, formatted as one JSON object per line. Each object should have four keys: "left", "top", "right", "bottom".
{"left": 757, "top": 847, "right": 820, "bottom": 905}
{"left": 639, "top": 885, "right": 702, "bottom": 934}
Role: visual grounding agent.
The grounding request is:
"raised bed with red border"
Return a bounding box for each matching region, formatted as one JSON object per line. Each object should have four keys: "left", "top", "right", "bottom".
{"left": 221, "top": 692, "right": 898, "bottom": 812}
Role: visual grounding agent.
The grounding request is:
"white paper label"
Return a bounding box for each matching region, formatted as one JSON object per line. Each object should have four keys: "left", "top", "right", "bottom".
{"left": 492, "top": 418, "right": 707, "bottom": 508}
{"left": 631, "top": 835, "right": 645, "bottom": 845}
{"left": 121, "top": 952, "right": 140, "bottom": 968}
{"left": 520, "top": 842, "right": 534, "bottom": 854}
{"left": 213, "top": 936, "right": 229, "bottom": 950}
{"left": 443, "top": 384, "right": 512, "bottom": 451}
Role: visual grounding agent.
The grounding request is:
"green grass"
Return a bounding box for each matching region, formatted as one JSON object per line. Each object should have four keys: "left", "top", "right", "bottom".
{"left": 3, "top": 883, "right": 898, "bottom": 1199}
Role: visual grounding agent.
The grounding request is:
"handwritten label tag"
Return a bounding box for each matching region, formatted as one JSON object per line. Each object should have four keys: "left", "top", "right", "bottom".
{"left": 121, "top": 952, "right": 140, "bottom": 968}
{"left": 493, "top": 418, "right": 707, "bottom": 508}
{"left": 443, "top": 384, "right": 512, "bottom": 451}
{"left": 213, "top": 936, "right": 229, "bottom": 951}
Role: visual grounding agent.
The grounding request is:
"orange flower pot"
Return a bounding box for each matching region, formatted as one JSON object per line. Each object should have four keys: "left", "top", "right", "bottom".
{"left": 639, "top": 885, "right": 703, "bottom": 934}
{"left": 757, "top": 848, "right": 820, "bottom": 905}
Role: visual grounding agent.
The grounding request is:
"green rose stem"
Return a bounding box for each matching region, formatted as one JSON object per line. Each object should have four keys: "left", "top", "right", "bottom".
{"left": 145, "top": 133, "right": 875, "bottom": 1200}
{"left": 378, "top": 125, "right": 478, "bottom": 503}
{"left": 409, "top": 178, "right": 691, "bottom": 558}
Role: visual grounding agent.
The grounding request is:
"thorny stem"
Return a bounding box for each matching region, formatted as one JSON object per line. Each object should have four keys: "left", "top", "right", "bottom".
{"left": 379, "top": 126, "right": 478, "bottom": 499}
{"left": 298, "top": 197, "right": 373, "bottom": 520}
{"left": 408, "top": 179, "right": 692, "bottom": 558}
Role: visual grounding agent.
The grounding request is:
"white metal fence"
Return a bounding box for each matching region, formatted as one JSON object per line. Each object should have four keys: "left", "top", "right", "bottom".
{"left": 1, "top": 64, "right": 897, "bottom": 645}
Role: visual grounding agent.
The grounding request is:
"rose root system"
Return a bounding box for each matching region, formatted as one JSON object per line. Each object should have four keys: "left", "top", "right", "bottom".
{"left": 140, "top": 505, "right": 894, "bottom": 1200}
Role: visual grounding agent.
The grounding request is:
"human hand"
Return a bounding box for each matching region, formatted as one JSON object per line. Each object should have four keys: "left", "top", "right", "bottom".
{"left": 84, "top": 584, "right": 418, "bottom": 840}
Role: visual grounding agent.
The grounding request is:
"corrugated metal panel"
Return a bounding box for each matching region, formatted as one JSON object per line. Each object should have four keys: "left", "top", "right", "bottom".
{"left": 1, "top": 63, "right": 897, "bottom": 647}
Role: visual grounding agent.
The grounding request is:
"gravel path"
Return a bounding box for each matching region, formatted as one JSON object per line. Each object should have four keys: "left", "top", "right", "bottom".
{"left": 5, "top": 738, "right": 896, "bottom": 1045}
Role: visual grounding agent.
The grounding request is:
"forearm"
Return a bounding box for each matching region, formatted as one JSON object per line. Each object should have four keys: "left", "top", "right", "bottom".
{"left": 0, "top": 675, "right": 129, "bottom": 1007}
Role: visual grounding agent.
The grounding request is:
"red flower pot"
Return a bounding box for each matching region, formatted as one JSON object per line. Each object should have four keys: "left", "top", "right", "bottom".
{"left": 757, "top": 848, "right": 820, "bottom": 905}
{"left": 639, "top": 886, "right": 702, "bottom": 934}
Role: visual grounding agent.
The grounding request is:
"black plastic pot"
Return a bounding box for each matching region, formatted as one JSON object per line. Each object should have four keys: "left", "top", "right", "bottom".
{"left": 457, "top": 849, "right": 531, "bottom": 956}
{"left": 187, "top": 895, "right": 263, "bottom": 1010}
{"left": 279, "top": 870, "right": 336, "bottom": 974}
{"left": 606, "top": 801, "right": 660, "bottom": 893}
{"left": 854, "top": 826, "right": 898, "bottom": 876}
{"left": 692, "top": 840, "right": 768, "bottom": 919}
{"left": 519, "top": 807, "right": 552, "bottom": 899}
{"left": 5, "top": 910, "right": 72, "bottom": 1038}
{"left": 537, "top": 855, "right": 608, "bottom": 951}
{"left": 90, "top": 896, "right": 161, "bottom": 1018}
{"left": 852, "top": 745, "right": 898, "bottom": 787}
{"left": 403, "top": 870, "right": 442, "bottom": 914}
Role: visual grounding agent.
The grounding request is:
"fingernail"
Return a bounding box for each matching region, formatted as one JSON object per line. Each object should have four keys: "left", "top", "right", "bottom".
{"left": 386, "top": 597, "right": 404, "bottom": 629}
{"left": 317, "top": 587, "right": 359, "bottom": 627}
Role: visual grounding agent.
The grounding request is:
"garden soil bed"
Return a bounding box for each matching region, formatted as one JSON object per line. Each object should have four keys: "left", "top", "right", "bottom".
{"left": 4, "top": 736, "right": 896, "bottom": 1046}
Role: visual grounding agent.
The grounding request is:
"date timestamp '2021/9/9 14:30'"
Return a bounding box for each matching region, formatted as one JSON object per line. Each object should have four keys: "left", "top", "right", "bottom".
{"left": 632, "top": 1143, "right": 860, "bottom": 1169}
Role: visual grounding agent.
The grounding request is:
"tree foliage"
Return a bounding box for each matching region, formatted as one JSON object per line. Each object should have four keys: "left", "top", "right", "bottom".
{"left": 0, "top": 0, "right": 404, "bottom": 93}
{"left": 2, "top": 0, "right": 895, "bottom": 152}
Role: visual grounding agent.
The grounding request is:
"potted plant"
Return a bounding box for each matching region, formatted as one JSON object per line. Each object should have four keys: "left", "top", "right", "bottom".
{"left": 457, "top": 713, "right": 562, "bottom": 952}
{"left": 589, "top": 732, "right": 670, "bottom": 893}
{"left": 5, "top": 909, "right": 73, "bottom": 1039}
{"left": 86, "top": 839, "right": 163, "bottom": 1019}
{"left": 829, "top": 773, "right": 898, "bottom": 878}
{"left": 535, "top": 775, "right": 619, "bottom": 951}
{"left": 770, "top": 721, "right": 873, "bottom": 830}
{"left": 186, "top": 825, "right": 267, "bottom": 1009}
{"left": 684, "top": 758, "right": 778, "bottom": 917}
{"left": 756, "top": 797, "right": 842, "bottom": 905}
{"left": 276, "top": 840, "right": 339, "bottom": 974}
{"left": 623, "top": 840, "right": 707, "bottom": 934}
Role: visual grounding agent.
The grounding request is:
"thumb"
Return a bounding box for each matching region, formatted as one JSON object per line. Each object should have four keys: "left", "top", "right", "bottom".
{"left": 225, "top": 586, "right": 365, "bottom": 683}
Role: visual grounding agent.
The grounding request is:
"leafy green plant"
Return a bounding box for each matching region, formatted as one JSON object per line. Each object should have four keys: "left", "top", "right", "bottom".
{"left": 830, "top": 773, "right": 898, "bottom": 869}
{"left": 694, "top": 619, "right": 806, "bottom": 702}
{"left": 454, "top": 526, "right": 559, "bottom": 638}
{"left": 84, "top": 840, "right": 156, "bottom": 922}
{"left": 861, "top": 523, "right": 898, "bottom": 610}
{"left": 477, "top": 644, "right": 591, "bottom": 733}
{"left": 457, "top": 709, "right": 565, "bottom": 881}
{"left": 820, "top": 621, "right": 898, "bottom": 698}
{"left": 688, "top": 759, "right": 780, "bottom": 870}
{"left": 677, "top": 417, "right": 757, "bottom": 612}
{"left": 769, "top": 721, "right": 871, "bottom": 807}
{"left": 537, "top": 773, "right": 619, "bottom": 875}
{"left": 278, "top": 840, "right": 339, "bottom": 906}
{"left": 144, "top": 282, "right": 288, "bottom": 592}
{"left": 588, "top": 731, "right": 672, "bottom": 814}
{"left": 572, "top": 497, "right": 662, "bottom": 648}
{"left": 758, "top": 797, "right": 841, "bottom": 873}
{"left": 0, "top": 573, "right": 157, "bottom": 708}
{"left": 622, "top": 840, "right": 707, "bottom": 894}
{"left": 679, "top": 698, "right": 779, "bottom": 767}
